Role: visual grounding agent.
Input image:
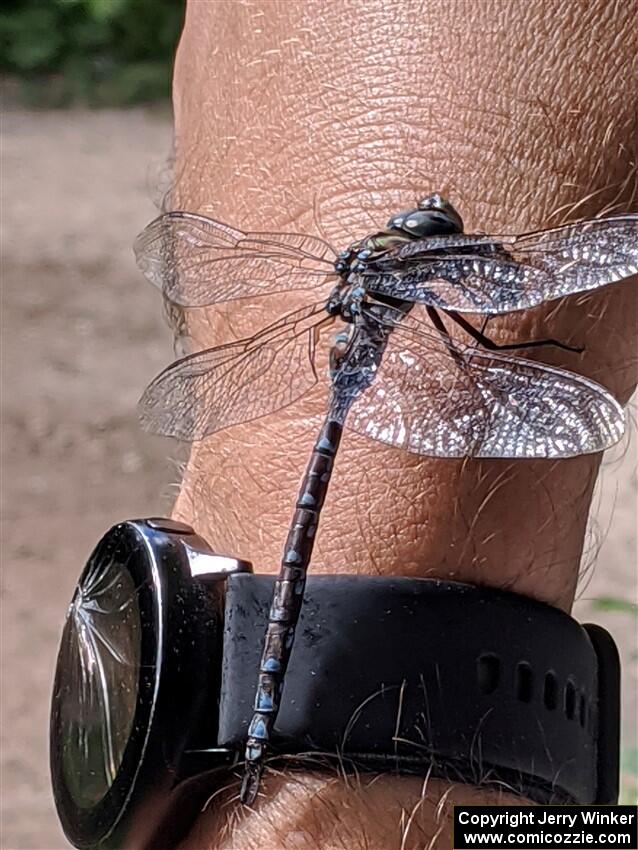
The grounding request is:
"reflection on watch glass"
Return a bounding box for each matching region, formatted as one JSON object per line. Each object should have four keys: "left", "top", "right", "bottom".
{"left": 56, "top": 548, "right": 142, "bottom": 808}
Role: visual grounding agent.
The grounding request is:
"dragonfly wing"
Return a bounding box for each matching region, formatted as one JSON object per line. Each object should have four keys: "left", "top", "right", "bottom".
{"left": 508, "top": 213, "right": 638, "bottom": 300}
{"left": 343, "top": 317, "right": 625, "bottom": 458}
{"left": 139, "top": 304, "right": 325, "bottom": 440}
{"left": 134, "top": 212, "right": 335, "bottom": 307}
{"left": 243, "top": 230, "right": 337, "bottom": 258}
{"left": 362, "top": 256, "right": 541, "bottom": 314}
{"left": 392, "top": 233, "right": 505, "bottom": 259}
{"left": 364, "top": 213, "right": 637, "bottom": 314}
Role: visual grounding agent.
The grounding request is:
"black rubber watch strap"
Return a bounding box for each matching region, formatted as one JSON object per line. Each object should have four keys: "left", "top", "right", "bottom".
{"left": 217, "top": 574, "right": 619, "bottom": 804}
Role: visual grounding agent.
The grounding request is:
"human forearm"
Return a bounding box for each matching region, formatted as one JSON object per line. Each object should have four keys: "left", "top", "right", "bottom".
{"left": 171, "top": 1, "right": 637, "bottom": 846}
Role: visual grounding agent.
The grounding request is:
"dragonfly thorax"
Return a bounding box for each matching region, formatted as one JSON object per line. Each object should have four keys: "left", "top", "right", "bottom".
{"left": 329, "top": 195, "right": 466, "bottom": 321}
{"left": 328, "top": 231, "right": 408, "bottom": 319}
{"left": 333, "top": 231, "right": 408, "bottom": 276}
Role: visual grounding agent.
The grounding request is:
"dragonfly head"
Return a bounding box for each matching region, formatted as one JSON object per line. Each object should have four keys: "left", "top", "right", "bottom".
{"left": 387, "top": 193, "right": 464, "bottom": 238}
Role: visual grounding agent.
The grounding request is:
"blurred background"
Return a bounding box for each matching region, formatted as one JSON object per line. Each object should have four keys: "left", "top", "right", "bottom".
{"left": 0, "top": 2, "right": 636, "bottom": 847}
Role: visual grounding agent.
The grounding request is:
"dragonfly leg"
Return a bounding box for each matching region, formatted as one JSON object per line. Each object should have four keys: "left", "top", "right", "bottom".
{"left": 326, "top": 282, "right": 346, "bottom": 315}
{"left": 446, "top": 310, "right": 583, "bottom": 354}
{"left": 425, "top": 306, "right": 466, "bottom": 369}
{"left": 240, "top": 758, "right": 263, "bottom": 805}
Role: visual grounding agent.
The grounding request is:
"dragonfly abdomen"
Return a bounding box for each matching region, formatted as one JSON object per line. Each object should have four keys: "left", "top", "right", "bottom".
{"left": 241, "top": 417, "right": 343, "bottom": 802}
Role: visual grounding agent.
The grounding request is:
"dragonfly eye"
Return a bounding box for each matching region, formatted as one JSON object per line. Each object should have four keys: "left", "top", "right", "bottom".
{"left": 387, "top": 204, "right": 464, "bottom": 238}
{"left": 417, "top": 194, "right": 464, "bottom": 233}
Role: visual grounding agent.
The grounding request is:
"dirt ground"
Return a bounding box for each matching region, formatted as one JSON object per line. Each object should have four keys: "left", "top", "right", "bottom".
{"left": 1, "top": 108, "right": 636, "bottom": 850}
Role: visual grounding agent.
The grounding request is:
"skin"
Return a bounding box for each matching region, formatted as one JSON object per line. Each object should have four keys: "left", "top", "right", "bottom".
{"left": 167, "top": 1, "right": 638, "bottom": 847}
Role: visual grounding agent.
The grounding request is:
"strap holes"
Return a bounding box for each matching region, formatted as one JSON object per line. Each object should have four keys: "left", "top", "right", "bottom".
{"left": 515, "top": 662, "right": 534, "bottom": 703}
{"left": 543, "top": 671, "right": 558, "bottom": 710}
{"left": 477, "top": 653, "right": 500, "bottom": 694}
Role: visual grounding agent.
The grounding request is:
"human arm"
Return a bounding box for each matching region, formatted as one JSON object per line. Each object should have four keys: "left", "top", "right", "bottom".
{"left": 170, "top": 2, "right": 638, "bottom": 847}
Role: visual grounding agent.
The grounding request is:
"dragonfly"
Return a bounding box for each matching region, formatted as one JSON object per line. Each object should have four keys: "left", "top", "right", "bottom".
{"left": 134, "top": 193, "right": 637, "bottom": 803}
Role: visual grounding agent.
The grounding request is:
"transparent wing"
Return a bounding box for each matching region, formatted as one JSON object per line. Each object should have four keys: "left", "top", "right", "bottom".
{"left": 507, "top": 213, "right": 638, "bottom": 298}
{"left": 139, "top": 303, "right": 328, "bottom": 439}
{"left": 364, "top": 214, "right": 638, "bottom": 314}
{"left": 340, "top": 312, "right": 625, "bottom": 458}
{"left": 134, "top": 211, "right": 336, "bottom": 307}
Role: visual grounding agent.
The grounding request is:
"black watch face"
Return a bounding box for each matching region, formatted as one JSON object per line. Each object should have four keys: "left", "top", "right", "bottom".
{"left": 50, "top": 520, "right": 228, "bottom": 850}
{"left": 56, "top": 553, "right": 142, "bottom": 809}
{"left": 50, "top": 523, "right": 162, "bottom": 848}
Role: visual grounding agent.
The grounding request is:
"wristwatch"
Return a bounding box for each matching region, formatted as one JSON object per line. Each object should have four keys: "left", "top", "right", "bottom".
{"left": 50, "top": 518, "right": 621, "bottom": 850}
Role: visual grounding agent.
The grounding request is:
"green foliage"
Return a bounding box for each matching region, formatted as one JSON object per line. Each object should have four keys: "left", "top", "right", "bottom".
{"left": 0, "top": 0, "right": 183, "bottom": 106}
{"left": 591, "top": 596, "right": 638, "bottom": 616}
